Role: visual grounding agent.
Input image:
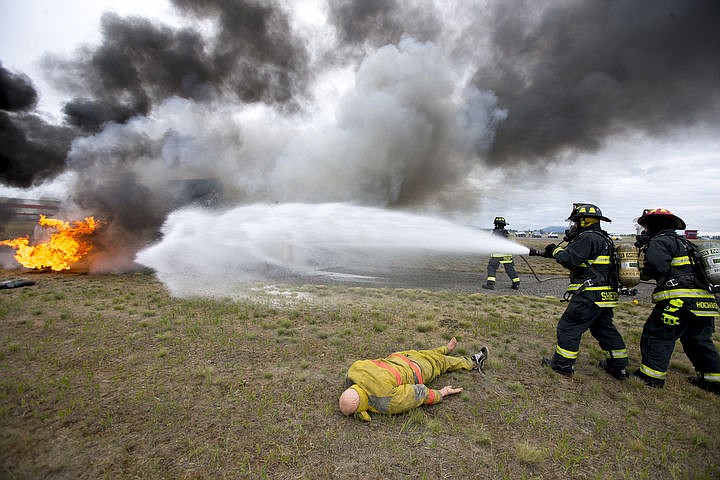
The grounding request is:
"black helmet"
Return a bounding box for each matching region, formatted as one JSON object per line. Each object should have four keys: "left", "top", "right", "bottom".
{"left": 493, "top": 216, "right": 507, "bottom": 227}
{"left": 637, "top": 208, "right": 686, "bottom": 230}
{"left": 567, "top": 203, "right": 611, "bottom": 223}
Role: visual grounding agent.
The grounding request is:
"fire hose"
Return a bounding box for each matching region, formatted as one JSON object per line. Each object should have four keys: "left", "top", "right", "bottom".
{"left": 518, "top": 255, "right": 566, "bottom": 283}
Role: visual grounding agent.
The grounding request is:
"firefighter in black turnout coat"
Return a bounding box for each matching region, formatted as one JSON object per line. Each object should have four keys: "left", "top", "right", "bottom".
{"left": 633, "top": 209, "right": 720, "bottom": 393}
{"left": 482, "top": 217, "right": 520, "bottom": 290}
{"left": 530, "top": 204, "right": 629, "bottom": 378}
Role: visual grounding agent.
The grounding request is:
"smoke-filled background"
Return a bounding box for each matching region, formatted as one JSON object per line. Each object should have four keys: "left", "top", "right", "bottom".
{"left": 2, "top": 0, "right": 720, "bottom": 274}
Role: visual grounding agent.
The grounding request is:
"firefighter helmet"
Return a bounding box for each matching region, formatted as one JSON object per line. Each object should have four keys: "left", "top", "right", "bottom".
{"left": 566, "top": 203, "right": 611, "bottom": 222}
{"left": 637, "top": 208, "right": 686, "bottom": 230}
{"left": 493, "top": 216, "right": 507, "bottom": 227}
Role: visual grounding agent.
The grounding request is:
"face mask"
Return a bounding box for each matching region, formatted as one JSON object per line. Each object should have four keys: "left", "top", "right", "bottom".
{"left": 634, "top": 224, "right": 649, "bottom": 248}
{"left": 564, "top": 221, "right": 579, "bottom": 242}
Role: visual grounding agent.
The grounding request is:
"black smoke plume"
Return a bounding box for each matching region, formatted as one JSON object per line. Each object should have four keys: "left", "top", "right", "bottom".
{"left": 1, "top": 63, "right": 38, "bottom": 111}
{"left": 328, "top": 0, "right": 442, "bottom": 55}
{"left": 474, "top": 0, "right": 720, "bottom": 164}
{"left": 327, "top": 0, "right": 720, "bottom": 164}
{"left": 1, "top": 63, "right": 76, "bottom": 188}
{"left": 3, "top": 0, "right": 720, "bottom": 272}
{"left": 46, "top": 0, "right": 310, "bottom": 132}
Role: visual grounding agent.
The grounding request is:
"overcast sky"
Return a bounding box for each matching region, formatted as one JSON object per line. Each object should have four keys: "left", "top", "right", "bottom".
{"left": 2, "top": 0, "right": 719, "bottom": 236}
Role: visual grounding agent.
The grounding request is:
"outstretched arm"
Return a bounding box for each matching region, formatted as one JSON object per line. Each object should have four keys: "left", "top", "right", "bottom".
{"left": 439, "top": 385, "right": 463, "bottom": 397}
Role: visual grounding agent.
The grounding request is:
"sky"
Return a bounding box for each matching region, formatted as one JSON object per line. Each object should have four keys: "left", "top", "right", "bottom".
{"left": 2, "top": 0, "right": 720, "bottom": 261}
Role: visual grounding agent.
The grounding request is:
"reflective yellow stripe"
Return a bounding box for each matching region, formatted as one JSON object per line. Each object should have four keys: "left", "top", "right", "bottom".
{"left": 652, "top": 289, "right": 717, "bottom": 302}
{"left": 703, "top": 373, "right": 720, "bottom": 383}
{"left": 590, "top": 255, "right": 610, "bottom": 265}
{"left": 595, "top": 301, "right": 619, "bottom": 307}
{"left": 552, "top": 246, "right": 564, "bottom": 257}
{"left": 566, "top": 284, "right": 615, "bottom": 292}
{"left": 487, "top": 276, "right": 496, "bottom": 282}
{"left": 670, "top": 256, "right": 691, "bottom": 267}
{"left": 605, "top": 349, "right": 628, "bottom": 359}
{"left": 578, "top": 255, "right": 611, "bottom": 267}
{"left": 640, "top": 364, "right": 666, "bottom": 380}
{"left": 555, "top": 345, "right": 578, "bottom": 360}
{"left": 690, "top": 310, "right": 720, "bottom": 317}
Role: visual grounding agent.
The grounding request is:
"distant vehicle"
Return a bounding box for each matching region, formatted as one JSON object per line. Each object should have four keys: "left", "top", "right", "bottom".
{"left": 532, "top": 232, "right": 542, "bottom": 238}
{"left": 516, "top": 232, "right": 527, "bottom": 237}
{"left": 547, "top": 233, "right": 559, "bottom": 238}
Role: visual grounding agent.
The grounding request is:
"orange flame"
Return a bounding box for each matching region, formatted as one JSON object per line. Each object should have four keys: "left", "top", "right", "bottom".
{"left": 0, "top": 215, "right": 99, "bottom": 271}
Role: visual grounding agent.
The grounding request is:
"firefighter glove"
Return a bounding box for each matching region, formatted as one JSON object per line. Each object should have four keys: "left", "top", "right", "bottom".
{"left": 543, "top": 244, "right": 557, "bottom": 258}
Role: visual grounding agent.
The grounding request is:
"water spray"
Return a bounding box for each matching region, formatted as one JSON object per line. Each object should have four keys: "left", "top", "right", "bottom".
{"left": 136, "top": 202, "right": 529, "bottom": 297}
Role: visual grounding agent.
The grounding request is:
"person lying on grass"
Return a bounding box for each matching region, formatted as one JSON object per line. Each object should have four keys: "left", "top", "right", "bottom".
{"left": 338, "top": 337, "right": 488, "bottom": 421}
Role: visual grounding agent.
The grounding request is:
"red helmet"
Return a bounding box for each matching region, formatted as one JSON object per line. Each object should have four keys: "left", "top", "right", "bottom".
{"left": 637, "top": 208, "right": 686, "bottom": 230}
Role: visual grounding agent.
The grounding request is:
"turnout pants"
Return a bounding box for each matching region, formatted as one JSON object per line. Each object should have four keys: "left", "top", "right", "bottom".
{"left": 395, "top": 346, "right": 474, "bottom": 383}
{"left": 486, "top": 257, "right": 519, "bottom": 285}
{"left": 552, "top": 298, "right": 628, "bottom": 369}
{"left": 638, "top": 299, "right": 720, "bottom": 385}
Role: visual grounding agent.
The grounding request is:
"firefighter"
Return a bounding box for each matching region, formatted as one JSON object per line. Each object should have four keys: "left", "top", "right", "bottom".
{"left": 482, "top": 217, "right": 520, "bottom": 290}
{"left": 529, "top": 203, "right": 629, "bottom": 378}
{"left": 338, "top": 337, "right": 489, "bottom": 421}
{"left": 633, "top": 208, "right": 720, "bottom": 394}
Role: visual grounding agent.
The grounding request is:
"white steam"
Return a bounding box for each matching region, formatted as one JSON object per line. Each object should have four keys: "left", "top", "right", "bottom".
{"left": 53, "top": 35, "right": 508, "bottom": 277}
{"left": 136, "top": 203, "right": 528, "bottom": 297}
{"left": 64, "top": 36, "right": 504, "bottom": 209}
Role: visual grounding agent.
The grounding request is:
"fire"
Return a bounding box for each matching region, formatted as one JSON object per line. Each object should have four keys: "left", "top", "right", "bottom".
{"left": 0, "top": 215, "right": 99, "bottom": 271}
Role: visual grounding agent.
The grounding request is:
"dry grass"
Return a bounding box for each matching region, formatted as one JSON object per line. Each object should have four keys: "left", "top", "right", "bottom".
{"left": 1, "top": 267, "right": 719, "bottom": 479}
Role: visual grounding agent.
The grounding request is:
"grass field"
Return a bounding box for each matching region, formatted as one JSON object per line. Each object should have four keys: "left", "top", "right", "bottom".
{"left": 1, "top": 262, "right": 720, "bottom": 479}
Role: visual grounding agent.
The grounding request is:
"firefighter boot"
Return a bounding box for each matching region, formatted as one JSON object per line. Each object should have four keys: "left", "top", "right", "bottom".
{"left": 512, "top": 281, "right": 520, "bottom": 290}
{"left": 688, "top": 375, "right": 720, "bottom": 395}
{"left": 598, "top": 360, "right": 629, "bottom": 380}
{"left": 542, "top": 358, "right": 574, "bottom": 377}
{"left": 471, "top": 346, "right": 489, "bottom": 372}
{"left": 481, "top": 281, "right": 495, "bottom": 290}
{"left": 632, "top": 369, "right": 664, "bottom": 388}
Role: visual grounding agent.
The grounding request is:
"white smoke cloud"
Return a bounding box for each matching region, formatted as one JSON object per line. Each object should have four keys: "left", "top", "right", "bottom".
{"left": 56, "top": 35, "right": 504, "bottom": 219}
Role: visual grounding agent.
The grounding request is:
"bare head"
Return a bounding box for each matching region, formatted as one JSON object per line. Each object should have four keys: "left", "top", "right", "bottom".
{"left": 339, "top": 388, "right": 360, "bottom": 416}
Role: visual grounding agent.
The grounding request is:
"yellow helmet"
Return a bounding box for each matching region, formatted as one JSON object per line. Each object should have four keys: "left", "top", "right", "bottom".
{"left": 567, "top": 203, "right": 611, "bottom": 223}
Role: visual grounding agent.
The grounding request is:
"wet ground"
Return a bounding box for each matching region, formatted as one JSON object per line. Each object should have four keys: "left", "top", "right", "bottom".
{"left": 293, "top": 255, "right": 657, "bottom": 300}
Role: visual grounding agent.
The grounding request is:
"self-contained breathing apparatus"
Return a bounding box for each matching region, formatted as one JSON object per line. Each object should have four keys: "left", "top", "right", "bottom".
{"left": 532, "top": 204, "right": 639, "bottom": 300}
{"left": 558, "top": 229, "right": 630, "bottom": 302}
{"left": 636, "top": 232, "right": 720, "bottom": 294}
{"left": 635, "top": 208, "right": 720, "bottom": 295}
{"left": 616, "top": 243, "right": 640, "bottom": 294}
{"left": 554, "top": 203, "right": 635, "bottom": 302}
{"left": 697, "top": 241, "right": 720, "bottom": 292}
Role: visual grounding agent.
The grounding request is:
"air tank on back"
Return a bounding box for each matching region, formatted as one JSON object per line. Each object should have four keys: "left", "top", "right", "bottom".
{"left": 696, "top": 240, "right": 720, "bottom": 290}
{"left": 616, "top": 243, "right": 640, "bottom": 289}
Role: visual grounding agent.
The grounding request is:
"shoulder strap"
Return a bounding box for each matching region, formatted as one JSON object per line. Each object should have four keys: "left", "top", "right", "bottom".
{"left": 654, "top": 232, "right": 711, "bottom": 288}
{"left": 574, "top": 229, "right": 618, "bottom": 287}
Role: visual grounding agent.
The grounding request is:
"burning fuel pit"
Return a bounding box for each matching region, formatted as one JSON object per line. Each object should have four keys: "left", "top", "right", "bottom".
{"left": 0, "top": 215, "right": 100, "bottom": 272}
